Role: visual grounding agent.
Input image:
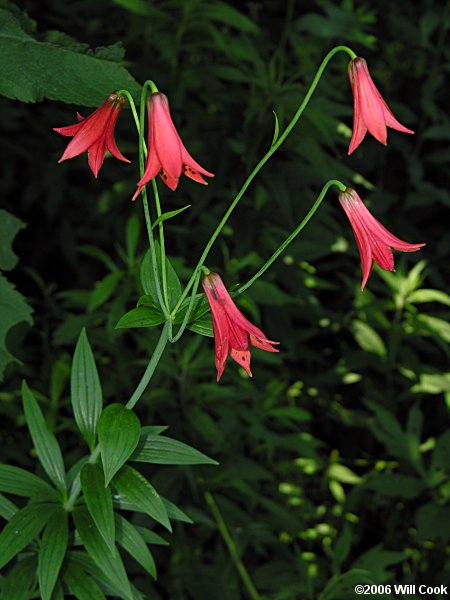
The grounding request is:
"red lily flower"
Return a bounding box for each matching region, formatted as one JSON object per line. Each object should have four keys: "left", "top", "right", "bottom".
{"left": 348, "top": 57, "right": 414, "bottom": 155}
{"left": 54, "top": 93, "right": 130, "bottom": 178}
{"left": 339, "top": 188, "right": 425, "bottom": 290}
{"left": 132, "top": 92, "right": 214, "bottom": 199}
{"left": 202, "top": 272, "right": 279, "bottom": 381}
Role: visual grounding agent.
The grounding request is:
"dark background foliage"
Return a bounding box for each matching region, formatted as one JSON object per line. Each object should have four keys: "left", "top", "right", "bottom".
{"left": 1, "top": 0, "right": 449, "bottom": 598}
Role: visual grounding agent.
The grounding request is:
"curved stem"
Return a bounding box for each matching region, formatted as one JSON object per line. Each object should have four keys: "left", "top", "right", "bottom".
{"left": 126, "top": 321, "right": 170, "bottom": 410}
{"left": 171, "top": 45, "right": 355, "bottom": 315}
{"left": 205, "top": 491, "right": 263, "bottom": 600}
{"left": 117, "top": 89, "right": 140, "bottom": 130}
{"left": 236, "top": 179, "right": 345, "bottom": 296}
{"left": 168, "top": 268, "right": 202, "bottom": 343}
{"left": 136, "top": 84, "right": 169, "bottom": 317}
{"left": 151, "top": 179, "right": 169, "bottom": 311}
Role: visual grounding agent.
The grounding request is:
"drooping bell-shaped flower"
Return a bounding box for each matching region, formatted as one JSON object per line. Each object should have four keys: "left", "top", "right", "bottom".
{"left": 202, "top": 272, "right": 279, "bottom": 381}
{"left": 54, "top": 93, "right": 130, "bottom": 177}
{"left": 132, "top": 92, "right": 214, "bottom": 199}
{"left": 347, "top": 57, "right": 414, "bottom": 155}
{"left": 339, "top": 188, "right": 425, "bottom": 290}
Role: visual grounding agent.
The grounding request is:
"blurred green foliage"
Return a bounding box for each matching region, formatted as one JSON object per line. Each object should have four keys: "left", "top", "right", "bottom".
{"left": 0, "top": 0, "right": 449, "bottom": 598}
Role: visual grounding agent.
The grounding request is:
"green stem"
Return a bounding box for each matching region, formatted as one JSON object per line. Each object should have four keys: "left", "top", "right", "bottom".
{"left": 136, "top": 83, "right": 169, "bottom": 317}
{"left": 171, "top": 45, "right": 355, "bottom": 315}
{"left": 204, "top": 491, "right": 263, "bottom": 600}
{"left": 64, "top": 445, "right": 101, "bottom": 511}
{"left": 65, "top": 298, "right": 170, "bottom": 510}
{"left": 126, "top": 321, "right": 170, "bottom": 410}
{"left": 236, "top": 180, "right": 345, "bottom": 296}
{"left": 117, "top": 89, "right": 140, "bottom": 130}
{"left": 151, "top": 178, "right": 169, "bottom": 311}
{"left": 168, "top": 268, "right": 202, "bottom": 343}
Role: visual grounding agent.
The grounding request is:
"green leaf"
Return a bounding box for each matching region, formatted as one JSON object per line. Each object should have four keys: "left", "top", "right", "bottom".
{"left": 125, "top": 214, "right": 140, "bottom": 265}
{"left": 80, "top": 463, "right": 115, "bottom": 555}
{"left": 38, "top": 508, "right": 68, "bottom": 600}
{"left": 72, "top": 507, "right": 132, "bottom": 599}
{"left": 332, "top": 523, "right": 352, "bottom": 571}
{"left": 140, "top": 245, "right": 181, "bottom": 310}
{"left": 0, "top": 8, "right": 140, "bottom": 105}
{"left": 0, "top": 502, "right": 56, "bottom": 570}
{"left": 135, "top": 526, "right": 169, "bottom": 546}
{"left": 112, "top": 0, "right": 165, "bottom": 17}
{"left": 115, "top": 514, "right": 157, "bottom": 579}
{"left": 64, "top": 557, "right": 107, "bottom": 600}
{"left": 0, "top": 273, "right": 33, "bottom": 380}
{"left": 415, "top": 314, "right": 450, "bottom": 343}
{"left": 51, "top": 582, "right": 65, "bottom": 600}
{"left": 408, "top": 288, "right": 450, "bottom": 306}
{"left": 432, "top": 430, "right": 450, "bottom": 471}
{"left": 98, "top": 404, "right": 141, "bottom": 486}
{"left": 88, "top": 272, "right": 123, "bottom": 312}
{"left": 71, "top": 329, "right": 103, "bottom": 450}
{"left": 151, "top": 205, "right": 191, "bottom": 230}
{"left": 0, "top": 465, "right": 59, "bottom": 500}
{"left": 188, "top": 312, "right": 214, "bottom": 337}
{"left": 163, "top": 498, "right": 193, "bottom": 524}
{"left": 352, "top": 320, "right": 386, "bottom": 357}
{"left": 69, "top": 552, "right": 123, "bottom": 598}
{"left": 0, "top": 209, "right": 25, "bottom": 271}
{"left": 131, "top": 434, "right": 218, "bottom": 465}
{"left": 354, "top": 545, "right": 406, "bottom": 581}
{"left": 327, "top": 463, "right": 362, "bottom": 485}
{"left": 365, "top": 473, "right": 424, "bottom": 499}
{"left": 115, "top": 305, "right": 166, "bottom": 329}
{"left": 271, "top": 111, "right": 280, "bottom": 146}
{"left": 113, "top": 465, "right": 171, "bottom": 531}
{"left": 0, "top": 555, "right": 37, "bottom": 600}
{"left": 411, "top": 372, "right": 450, "bottom": 394}
{"left": 0, "top": 492, "right": 17, "bottom": 520}
{"left": 140, "top": 425, "right": 168, "bottom": 436}
{"left": 201, "top": 2, "right": 259, "bottom": 33}
{"left": 22, "top": 381, "right": 66, "bottom": 493}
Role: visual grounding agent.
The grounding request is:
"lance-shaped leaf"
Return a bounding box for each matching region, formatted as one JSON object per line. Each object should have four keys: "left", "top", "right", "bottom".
{"left": 113, "top": 465, "right": 171, "bottom": 531}
{"left": 22, "top": 381, "right": 66, "bottom": 493}
{"left": 151, "top": 205, "right": 191, "bottom": 230}
{"left": 140, "top": 244, "right": 181, "bottom": 310}
{"left": 38, "top": 507, "right": 68, "bottom": 600}
{"left": 163, "top": 498, "right": 193, "bottom": 524}
{"left": 80, "top": 463, "right": 115, "bottom": 555}
{"left": 131, "top": 434, "right": 218, "bottom": 465}
{"left": 115, "top": 514, "right": 157, "bottom": 579}
{"left": 0, "top": 492, "right": 17, "bottom": 520}
{"left": 0, "top": 502, "right": 57, "bottom": 570}
{"left": 98, "top": 404, "right": 141, "bottom": 486}
{"left": 71, "top": 328, "right": 103, "bottom": 450}
{"left": 64, "top": 558, "right": 107, "bottom": 600}
{"left": 0, "top": 555, "right": 37, "bottom": 600}
{"left": 0, "top": 465, "right": 59, "bottom": 500}
{"left": 115, "top": 305, "right": 165, "bottom": 329}
{"left": 72, "top": 507, "right": 132, "bottom": 599}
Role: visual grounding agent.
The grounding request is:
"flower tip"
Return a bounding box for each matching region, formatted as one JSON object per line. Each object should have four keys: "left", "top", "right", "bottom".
{"left": 131, "top": 188, "right": 141, "bottom": 202}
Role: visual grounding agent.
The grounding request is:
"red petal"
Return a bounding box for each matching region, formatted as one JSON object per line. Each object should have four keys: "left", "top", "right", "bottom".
{"left": 87, "top": 134, "right": 107, "bottom": 178}
{"left": 348, "top": 61, "right": 367, "bottom": 155}
{"left": 230, "top": 349, "right": 252, "bottom": 377}
{"left": 105, "top": 108, "right": 130, "bottom": 164}
{"left": 57, "top": 102, "right": 114, "bottom": 162}
{"left": 354, "top": 59, "right": 387, "bottom": 146}
{"left": 151, "top": 94, "right": 183, "bottom": 180}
